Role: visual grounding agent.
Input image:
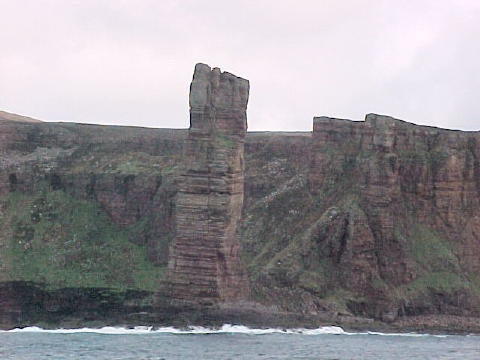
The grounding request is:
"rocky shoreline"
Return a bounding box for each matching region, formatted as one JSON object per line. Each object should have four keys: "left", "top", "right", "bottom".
{"left": 1, "top": 282, "right": 480, "bottom": 335}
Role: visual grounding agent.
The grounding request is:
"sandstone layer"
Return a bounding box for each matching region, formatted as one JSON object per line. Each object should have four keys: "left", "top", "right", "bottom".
{"left": 165, "top": 64, "right": 250, "bottom": 304}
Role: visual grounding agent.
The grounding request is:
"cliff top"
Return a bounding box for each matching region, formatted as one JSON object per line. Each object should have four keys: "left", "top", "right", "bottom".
{"left": 0, "top": 110, "right": 42, "bottom": 123}
{"left": 314, "top": 113, "right": 480, "bottom": 134}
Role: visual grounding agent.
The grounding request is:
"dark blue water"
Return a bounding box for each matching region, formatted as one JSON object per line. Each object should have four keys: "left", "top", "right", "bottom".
{"left": 1, "top": 327, "right": 479, "bottom": 359}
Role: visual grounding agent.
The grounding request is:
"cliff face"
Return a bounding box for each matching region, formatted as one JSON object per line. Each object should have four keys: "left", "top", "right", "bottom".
{"left": 310, "top": 114, "right": 480, "bottom": 283}
{"left": 0, "top": 121, "right": 184, "bottom": 286}
{"left": 0, "top": 121, "right": 184, "bottom": 327}
{"left": 165, "top": 64, "right": 250, "bottom": 304}
{"left": 245, "top": 114, "right": 480, "bottom": 322}
{"left": 1, "top": 64, "right": 480, "bottom": 331}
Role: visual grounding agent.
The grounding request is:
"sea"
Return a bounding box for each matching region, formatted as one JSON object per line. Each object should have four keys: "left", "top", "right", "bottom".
{"left": 1, "top": 325, "right": 478, "bottom": 359}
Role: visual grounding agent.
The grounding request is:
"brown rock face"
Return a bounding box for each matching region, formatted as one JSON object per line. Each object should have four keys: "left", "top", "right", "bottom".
{"left": 304, "top": 114, "right": 480, "bottom": 316}
{"left": 165, "top": 64, "right": 250, "bottom": 304}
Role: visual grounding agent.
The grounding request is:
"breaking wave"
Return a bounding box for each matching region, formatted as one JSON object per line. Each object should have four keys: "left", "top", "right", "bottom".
{"left": 0, "top": 324, "right": 449, "bottom": 337}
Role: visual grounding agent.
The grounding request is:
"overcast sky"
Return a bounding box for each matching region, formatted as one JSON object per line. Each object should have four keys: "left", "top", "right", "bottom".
{"left": 1, "top": 0, "right": 479, "bottom": 131}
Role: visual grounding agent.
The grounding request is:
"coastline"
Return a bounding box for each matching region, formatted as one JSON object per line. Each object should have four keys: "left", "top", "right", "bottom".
{"left": 2, "top": 300, "right": 480, "bottom": 335}
{"left": 2, "top": 72, "right": 480, "bottom": 340}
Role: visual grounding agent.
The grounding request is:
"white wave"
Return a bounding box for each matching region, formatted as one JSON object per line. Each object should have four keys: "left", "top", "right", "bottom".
{"left": 0, "top": 324, "right": 345, "bottom": 335}
{"left": 1, "top": 326, "right": 156, "bottom": 335}
{"left": 366, "top": 331, "right": 447, "bottom": 338}
{"left": 0, "top": 324, "right": 449, "bottom": 337}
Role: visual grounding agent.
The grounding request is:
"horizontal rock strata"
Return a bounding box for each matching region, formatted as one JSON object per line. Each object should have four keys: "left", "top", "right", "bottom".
{"left": 165, "top": 64, "right": 250, "bottom": 304}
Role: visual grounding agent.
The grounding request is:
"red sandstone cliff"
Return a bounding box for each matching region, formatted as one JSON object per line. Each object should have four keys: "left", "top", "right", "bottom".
{"left": 1, "top": 65, "right": 480, "bottom": 332}
{"left": 243, "top": 113, "right": 480, "bottom": 325}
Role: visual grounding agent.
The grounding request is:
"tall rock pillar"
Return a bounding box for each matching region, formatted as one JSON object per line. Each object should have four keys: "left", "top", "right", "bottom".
{"left": 166, "top": 63, "right": 250, "bottom": 304}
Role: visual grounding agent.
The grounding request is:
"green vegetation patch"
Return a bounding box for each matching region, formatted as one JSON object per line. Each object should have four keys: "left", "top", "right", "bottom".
{"left": 70, "top": 150, "right": 179, "bottom": 176}
{"left": 396, "top": 223, "right": 475, "bottom": 301}
{"left": 2, "top": 187, "right": 164, "bottom": 291}
{"left": 402, "top": 272, "right": 469, "bottom": 298}
{"left": 408, "top": 224, "right": 460, "bottom": 273}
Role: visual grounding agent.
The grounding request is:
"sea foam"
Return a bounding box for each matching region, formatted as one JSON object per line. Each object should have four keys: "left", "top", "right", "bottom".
{"left": 0, "top": 324, "right": 450, "bottom": 337}
{"left": 0, "top": 324, "right": 345, "bottom": 335}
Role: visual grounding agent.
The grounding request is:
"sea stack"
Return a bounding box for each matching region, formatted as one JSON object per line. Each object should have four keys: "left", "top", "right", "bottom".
{"left": 165, "top": 63, "right": 250, "bottom": 304}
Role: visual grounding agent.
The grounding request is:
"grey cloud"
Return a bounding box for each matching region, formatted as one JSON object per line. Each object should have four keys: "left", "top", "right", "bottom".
{"left": 0, "top": 0, "right": 479, "bottom": 131}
